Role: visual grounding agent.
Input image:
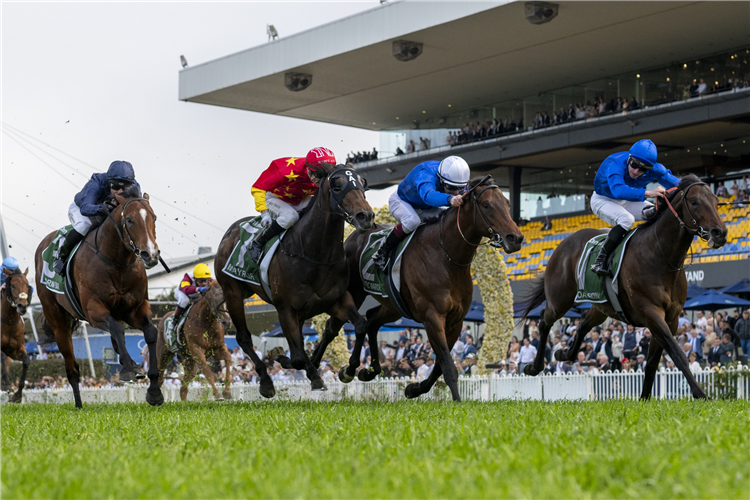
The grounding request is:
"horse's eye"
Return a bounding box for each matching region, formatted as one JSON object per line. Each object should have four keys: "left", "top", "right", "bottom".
{"left": 482, "top": 201, "right": 490, "bottom": 209}
{"left": 126, "top": 216, "right": 134, "bottom": 225}
{"left": 690, "top": 198, "right": 698, "bottom": 207}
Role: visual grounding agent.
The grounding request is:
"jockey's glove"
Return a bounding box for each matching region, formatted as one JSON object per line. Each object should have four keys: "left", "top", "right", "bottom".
{"left": 261, "top": 212, "right": 272, "bottom": 228}
{"left": 197, "top": 286, "right": 209, "bottom": 293}
{"left": 97, "top": 204, "right": 111, "bottom": 216}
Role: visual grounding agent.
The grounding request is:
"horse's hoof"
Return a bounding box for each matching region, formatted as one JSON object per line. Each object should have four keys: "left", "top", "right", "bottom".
{"left": 135, "top": 372, "right": 147, "bottom": 380}
{"left": 9, "top": 392, "right": 22, "bottom": 403}
{"left": 213, "top": 394, "right": 224, "bottom": 402}
{"left": 259, "top": 380, "right": 275, "bottom": 399}
{"left": 146, "top": 388, "right": 164, "bottom": 406}
{"left": 357, "top": 368, "right": 379, "bottom": 382}
{"left": 222, "top": 391, "right": 232, "bottom": 400}
{"left": 119, "top": 370, "right": 136, "bottom": 383}
{"left": 311, "top": 379, "right": 326, "bottom": 391}
{"left": 338, "top": 368, "right": 354, "bottom": 383}
{"left": 554, "top": 349, "right": 567, "bottom": 362}
{"left": 523, "top": 365, "right": 539, "bottom": 376}
{"left": 404, "top": 383, "right": 422, "bottom": 399}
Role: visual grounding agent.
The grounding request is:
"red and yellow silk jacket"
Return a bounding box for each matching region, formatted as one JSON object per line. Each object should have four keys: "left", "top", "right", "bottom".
{"left": 251, "top": 157, "right": 318, "bottom": 212}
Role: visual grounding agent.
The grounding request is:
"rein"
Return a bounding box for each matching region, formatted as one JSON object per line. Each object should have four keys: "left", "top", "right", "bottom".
{"left": 653, "top": 181, "right": 710, "bottom": 272}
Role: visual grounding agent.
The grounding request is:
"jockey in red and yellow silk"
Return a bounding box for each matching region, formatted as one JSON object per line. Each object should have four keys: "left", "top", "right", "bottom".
{"left": 248, "top": 147, "right": 337, "bottom": 263}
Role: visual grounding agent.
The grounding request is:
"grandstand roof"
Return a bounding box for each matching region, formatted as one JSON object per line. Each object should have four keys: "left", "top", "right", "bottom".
{"left": 179, "top": 1, "right": 750, "bottom": 131}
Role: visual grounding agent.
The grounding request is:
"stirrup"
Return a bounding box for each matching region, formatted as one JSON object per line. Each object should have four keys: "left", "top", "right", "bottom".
{"left": 373, "top": 251, "right": 388, "bottom": 271}
{"left": 53, "top": 258, "right": 66, "bottom": 277}
{"left": 590, "top": 253, "right": 611, "bottom": 276}
{"left": 249, "top": 241, "right": 264, "bottom": 264}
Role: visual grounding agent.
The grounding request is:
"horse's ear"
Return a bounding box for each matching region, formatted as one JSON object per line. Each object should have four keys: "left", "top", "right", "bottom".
{"left": 3, "top": 268, "right": 11, "bottom": 276}
{"left": 23, "top": 267, "right": 29, "bottom": 277}
{"left": 143, "top": 193, "right": 150, "bottom": 201}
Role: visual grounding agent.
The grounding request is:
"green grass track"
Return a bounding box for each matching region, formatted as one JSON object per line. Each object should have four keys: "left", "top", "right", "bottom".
{"left": 2, "top": 399, "right": 748, "bottom": 499}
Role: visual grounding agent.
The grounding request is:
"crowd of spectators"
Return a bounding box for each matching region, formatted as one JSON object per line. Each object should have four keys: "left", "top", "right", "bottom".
{"left": 715, "top": 176, "right": 748, "bottom": 205}
{"left": 346, "top": 148, "right": 378, "bottom": 164}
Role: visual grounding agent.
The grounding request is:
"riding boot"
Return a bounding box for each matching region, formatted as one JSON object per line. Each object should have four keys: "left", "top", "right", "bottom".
{"left": 591, "top": 225, "right": 628, "bottom": 276}
{"left": 170, "top": 306, "right": 186, "bottom": 336}
{"left": 373, "top": 225, "right": 406, "bottom": 271}
{"left": 249, "top": 220, "right": 284, "bottom": 264}
{"left": 53, "top": 229, "right": 85, "bottom": 277}
{"left": 642, "top": 205, "right": 658, "bottom": 221}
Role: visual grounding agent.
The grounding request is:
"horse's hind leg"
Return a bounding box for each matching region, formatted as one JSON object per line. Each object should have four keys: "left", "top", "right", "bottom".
{"left": 43, "top": 304, "right": 83, "bottom": 408}
{"left": 217, "top": 343, "right": 233, "bottom": 399}
{"left": 310, "top": 316, "right": 344, "bottom": 369}
{"left": 181, "top": 355, "right": 195, "bottom": 401}
{"left": 406, "top": 318, "right": 461, "bottom": 398}
{"left": 1, "top": 352, "right": 11, "bottom": 390}
{"left": 188, "top": 344, "right": 222, "bottom": 400}
{"left": 640, "top": 339, "right": 664, "bottom": 400}
{"left": 420, "top": 309, "right": 460, "bottom": 401}
{"left": 126, "top": 303, "right": 164, "bottom": 406}
{"left": 278, "top": 309, "right": 325, "bottom": 390}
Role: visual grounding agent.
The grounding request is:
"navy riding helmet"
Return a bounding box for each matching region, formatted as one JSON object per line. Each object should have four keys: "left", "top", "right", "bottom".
{"left": 106, "top": 160, "right": 136, "bottom": 182}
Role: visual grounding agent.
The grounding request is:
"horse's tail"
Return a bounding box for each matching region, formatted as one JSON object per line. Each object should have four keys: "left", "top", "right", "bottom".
{"left": 517, "top": 274, "right": 546, "bottom": 324}
{"left": 38, "top": 314, "right": 80, "bottom": 346}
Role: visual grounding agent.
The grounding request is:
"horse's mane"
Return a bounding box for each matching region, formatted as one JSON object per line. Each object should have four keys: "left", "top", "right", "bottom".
{"left": 640, "top": 174, "right": 702, "bottom": 228}
{"left": 4, "top": 268, "right": 23, "bottom": 277}
{"left": 120, "top": 184, "right": 141, "bottom": 199}
{"left": 467, "top": 175, "right": 497, "bottom": 191}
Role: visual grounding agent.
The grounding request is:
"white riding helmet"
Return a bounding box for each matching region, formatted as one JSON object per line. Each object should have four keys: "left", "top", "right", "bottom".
{"left": 437, "top": 156, "right": 470, "bottom": 187}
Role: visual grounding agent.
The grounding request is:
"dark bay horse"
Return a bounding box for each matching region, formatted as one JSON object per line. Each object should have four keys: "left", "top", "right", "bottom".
{"left": 312, "top": 176, "right": 524, "bottom": 401}
{"left": 520, "top": 175, "right": 726, "bottom": 399}
{"left": 156, "top": 279, "right": 232, "bottom": 401}
{"left": 35, "top": 193, "right": 163, "bottom": 408}
{"left": 1, "top": 268, "right": 32, "bottom": 403}
{"left": 215, "top": 164, "right": 374, "bottom": 398}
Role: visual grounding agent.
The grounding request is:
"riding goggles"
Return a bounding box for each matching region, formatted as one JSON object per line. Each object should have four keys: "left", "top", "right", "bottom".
{"left": 628, "top": 157, "right": 652, "bottom": 173}
{"left": 109, "top": 180, "right": 133, "bottom": 190}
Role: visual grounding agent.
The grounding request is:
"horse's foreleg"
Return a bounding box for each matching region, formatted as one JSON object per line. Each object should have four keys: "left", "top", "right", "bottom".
{"left": 1, "top": 351, "right": 11, "bottom": 390}
{"left": 9, "top": 350, "right": 29, "bottom": 403}
{"left": 126, "top": 303, "right": 164, "bottom": 406}
{"left": 219, "top": 344, "right": 233, "bottom": 399}
{"left": 557, "top": 307, "right": 608, "bottom": 363}
{"left": 223, "top": 285, "right": 274, "bottom": 398}
{"left": 278, "top": 309, "right": 325, "bottom": 390}
{"left": 89, "top": 300, "right": 139, "bottom": 381}
{"left": 419, "top": 309, "right": 459, "bottom": 401}
{"left": 188, "top": 344, "right": 222, "bottom": 400}
{"left": 327, "top": 294, "right": 373, "bottom": 381}
{"left": 640, "top": 338, "right": 664, "bottom": 400}
{"left": 181, "top": 356, "right": 195, "bottom": 401}
{"left": 310, "top": 316, "right": 343, "bottom": 369}
{"left": 644, "top": 310, "right": 707, "bottom": 399}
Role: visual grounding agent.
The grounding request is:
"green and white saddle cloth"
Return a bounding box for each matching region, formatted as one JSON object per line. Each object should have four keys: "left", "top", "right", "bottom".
{"left": 163, "top": 305, "right": 192, "bottom": 353}
{"left": 40, "top": 225, "right": 79, "bottom": 295}
{"left": 575, "top": 228, "right": 638, "bottom": 303}
{"left": 221, "top": 216, "right": 284, "bottom": 300}
{"left": 359, "top": 227, "right": 416, "bottom": 297}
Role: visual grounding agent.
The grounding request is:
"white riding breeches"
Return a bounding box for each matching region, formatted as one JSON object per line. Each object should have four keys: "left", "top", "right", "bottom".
{"left": 68, "top": 202, "right": 93, "bottom": 235}
{"left": 388, "top": 191, "right": 441, "bottom": 234}
{"left": 265, "top": 193, "right": 313, "bottom": 229}
{"left": 590, "top": 192, "right": 653, "bottom": 230}
{"left": 174, "top": 289, "right": 191, "bottom": 308}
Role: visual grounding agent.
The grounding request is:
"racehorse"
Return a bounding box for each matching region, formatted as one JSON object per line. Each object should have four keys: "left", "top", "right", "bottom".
{"left": 156, "top": 279, "right": 232, "bottom": 401}
{"left": 35, "top": 191, "right": 163, "bottom": 408}
{"left": 311, "top": 175, "right": 524, "bottom": 401}
{"left": 519, "top": 175, "right": 726, "bottom": 399}
{"left": 1, "top": 268, "right": 32, "bottom": 403}
{"left": 215, "top": 164, "right": 374, "bottom": 398}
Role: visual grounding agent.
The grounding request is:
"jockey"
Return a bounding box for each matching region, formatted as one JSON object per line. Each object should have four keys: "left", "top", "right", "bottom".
{"left": 247, "top": 147, "right": 337, "bottom": 264}
{"left": 590, "top": 139, "right": 680, "bottom": 275}
{"left": 53, "top": 160, "right": 141, "bottom": 276}
{"left": 373, "top": 156, "right": 470, "bottom": 270}
{"left": 0, "top": 256, "right": 20, "bottom": 290}
{"left": 170, "top": 263, "right": 212, "bottom": 336}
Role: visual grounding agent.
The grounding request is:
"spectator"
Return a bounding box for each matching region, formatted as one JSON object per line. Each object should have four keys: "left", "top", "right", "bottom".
{"left": 707, "top": 337, "right": 722, "bottom": 367}
{"left": 735, "top": 309, "right": 750, "bottom": 356}
{"left": 719, "top": 319, "right": 741, "bottom": 359}
{"left": 688, "top": 352, "right": 701, "bottom": 374}
{"left": 462, "top": 353, "right": 478, "bottom": 375}
{"left": 715, "top": 181, "right": 729, "bottom": 197}
{"left": 688, "top": 329, "right": 705, "bottom": 361}
{"left": 695, "top": 311, "right": 708, "bottom": 329}
{"left": 518, "top": 337, "right": 537, "bottom": 374}
{"left": 639, "top": 328, "right": 651, "bottom": 358}
{"left": 635, "top": 353, "right": 647, "bottom": 371}
{"left": 717, "top": 333, "right": 735, "bottom": 365}
{"left": 697, "top": 78, "right": 708, "bottom": 95}
{"left": 462, "top": 335, "right": 477, "bottom": 359}
{"left": 406, "top": 140, "right": 416, "bottom": 153}
{"left": 572, "top": 351, "right": 589, "bottom": 373}
{"left": 542, "top": 216, "right": 552, "bottom": 231}
{"left": 419, "top": 137, "right": 429, "bottom": 151}
{"left": 596, "top": 352, "right": 611, "bottom": 372}
{"left": 418, "top": 356, "right": 434, "bottom": 378}
{"left": 622, "top": 324, "right": 638, "bottom": 359}
{"left": 395, "top": 147, "right": 405, "bottom": 156}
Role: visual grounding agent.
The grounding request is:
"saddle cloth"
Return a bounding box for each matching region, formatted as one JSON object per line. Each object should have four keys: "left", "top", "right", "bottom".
{"left": 163, "top": 304, "right": 192, "bottom": 353}
{"left": 360, "top": 227, "right": 417, "bottom": 318}
{"left": 575, "top": 227, "right": 638, "bottom": 304}
{"left": 41, "top": 225, "right": 86, "bottom": 319}
{"left": 221, "top": 216, "right": 285, "bottom": 301}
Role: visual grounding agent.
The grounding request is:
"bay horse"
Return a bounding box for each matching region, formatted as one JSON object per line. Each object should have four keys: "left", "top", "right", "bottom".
{"left": 35, "top": 191, "right": 163, "bottom": 408}
{"left": 1, "top": 268, "right": 32, "bottom": 403}
{"left": 215, "top": 164, "right": 374, "bottom": 398}
{"left": 312, "top": 175, "right": 524, "bottom": 401}
{"left": 519, "top": 175, "right": 726, "bottom": 399}
{"left": 156, "top": 279, "right": 232, "bottom": 401}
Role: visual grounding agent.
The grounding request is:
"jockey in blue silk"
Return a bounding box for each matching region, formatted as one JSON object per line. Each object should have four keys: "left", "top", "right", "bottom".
{"left": 372, "top": 156, "right": 471, "bottom": 270}
{"left": 0, "top": 256, "right": 20, "bottom": 289}
{"left": 53, "top": 160, "right": 142, "bottom": 276}
{"left": 590, "top": 139, "right": 680, "bottom": 275}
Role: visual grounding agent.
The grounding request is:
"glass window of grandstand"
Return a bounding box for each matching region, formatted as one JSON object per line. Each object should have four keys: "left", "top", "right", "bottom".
{"left": 378, "top": 47, "right": 749, "bottom": 160}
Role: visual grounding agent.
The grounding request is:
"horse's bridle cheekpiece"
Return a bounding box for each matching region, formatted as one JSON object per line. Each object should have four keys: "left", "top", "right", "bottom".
{"left": 662, "top": 181, "right": 711, "bottom": 241}
{"left": 326, "top": 166, "right": 367, "bottom": 224}
{"left": 456, "top": 175, "right": 505, "bottom": 249}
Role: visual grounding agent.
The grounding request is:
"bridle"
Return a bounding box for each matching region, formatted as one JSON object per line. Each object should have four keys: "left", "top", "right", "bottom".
{"left": 661, "top": 181, "right": 712, "bottom": 240}
{"left": 2, "top": 273, "right": 31, "bottom": 323}
{"left": 282, "top": 166, "right": 369, "bottom": 266}
{"left": 86, "top": 197, "right": 154, "bottom": 268}
{"left": 441, "top": 175, "right": 507, "bottom": 266}
{"left": 654, "top": 181, "right": 713, "bottom": 272}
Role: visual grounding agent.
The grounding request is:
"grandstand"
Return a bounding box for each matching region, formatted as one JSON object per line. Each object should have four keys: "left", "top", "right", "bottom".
{"left": 506, "top": 197, "right": 750, "bottom": 279}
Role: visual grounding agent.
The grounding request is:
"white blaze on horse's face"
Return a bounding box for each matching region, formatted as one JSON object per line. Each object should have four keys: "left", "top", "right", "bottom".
{"left": 140, "top": 208, "right": 158, "bottom": 262}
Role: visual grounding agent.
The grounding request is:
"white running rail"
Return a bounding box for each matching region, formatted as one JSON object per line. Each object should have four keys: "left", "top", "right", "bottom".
{"left": 3, "top": 368, "right": 748, "bottom": 404}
